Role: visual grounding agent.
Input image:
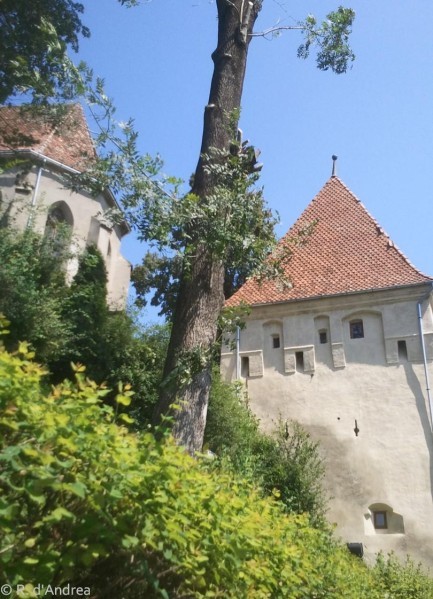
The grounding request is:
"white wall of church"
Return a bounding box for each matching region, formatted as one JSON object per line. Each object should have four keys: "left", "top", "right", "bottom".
{"left": 0, "top": 164, "right": 130, "bottom": 309}
{"left": 221, "top": 285, "right": 433, "bottom": 569}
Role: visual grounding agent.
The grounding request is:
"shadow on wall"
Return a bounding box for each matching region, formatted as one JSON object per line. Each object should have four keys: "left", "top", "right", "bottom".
{"left": 364, "top": 503, "right": 405, "bottom": 535}
{"left": 404, "top": 362, "right": 433, "bottom": 500}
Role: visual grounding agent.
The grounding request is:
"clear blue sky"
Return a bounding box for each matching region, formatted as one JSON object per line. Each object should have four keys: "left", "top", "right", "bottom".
{"left": 77, "top": 1, "right": 433, "bottom": 319}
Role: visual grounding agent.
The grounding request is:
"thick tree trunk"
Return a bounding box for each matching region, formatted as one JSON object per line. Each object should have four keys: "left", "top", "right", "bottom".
{"left": 153, "top": 0, "right": 261, "bottom": 453}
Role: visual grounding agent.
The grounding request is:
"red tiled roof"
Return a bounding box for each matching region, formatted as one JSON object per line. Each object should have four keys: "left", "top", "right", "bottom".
{"left": 227, "top": 176, "right": 432, "bottom": 307}
{"left": 0, "top": 104, "right": 96, "bottom": 171}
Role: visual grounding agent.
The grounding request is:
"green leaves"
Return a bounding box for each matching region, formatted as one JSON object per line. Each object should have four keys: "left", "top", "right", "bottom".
{"left": 0, "top": 0, "right": 90, "bottom": 103}
{"left": 204, "top": 373, "right": 327, "bottom": 525}
{"left": 0, "top": 340, "right": 432, "bottom": 596}
{"left": 298, "top": 7, "right": 356, "bottom": 74}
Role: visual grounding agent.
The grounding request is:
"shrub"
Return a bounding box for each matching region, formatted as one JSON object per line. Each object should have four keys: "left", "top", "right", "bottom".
{"left": 0, "top": 330, "right": 383, "bottom": 598}
{"left": 205, "top": 371, "right": 327, "bottom": 524}
{"left": 0, "top": 229, "right": 168, "bottom": 422}
{"left": 372, "top": 553, "right": 433, "bottom": 598}
{"left": 0, "top": 227, "right": 71, "bottom": 363}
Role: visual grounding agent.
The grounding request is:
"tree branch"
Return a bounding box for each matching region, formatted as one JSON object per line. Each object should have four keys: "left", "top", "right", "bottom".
{"left": 249, "top": 24, "right": 303, "bottom": 39}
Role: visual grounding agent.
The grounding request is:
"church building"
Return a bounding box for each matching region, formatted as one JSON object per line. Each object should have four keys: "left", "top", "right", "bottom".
{"left": 221, "top": 171, "right": 433, "bottom": 568}
{"left": 0, "top": 105, "right": 131, "bottom": 309}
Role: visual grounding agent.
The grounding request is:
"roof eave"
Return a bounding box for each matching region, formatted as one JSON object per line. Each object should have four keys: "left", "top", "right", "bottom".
{"left": 0, "top": 148, "right": 131, "bottom": 235}
{"left": 233, "top": 280, "right": 433, "bottom": 309}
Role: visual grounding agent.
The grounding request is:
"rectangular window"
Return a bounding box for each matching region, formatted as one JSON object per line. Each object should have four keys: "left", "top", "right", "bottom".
{"left": 350, "top": 320, "right": 364, "bottom": 339}
{"left": 272, "top": 335, "right": 280, "bottom": 349}
{"left": 295, "top": 351, "right": 304, "bottom": 372}
{"left": 319, "top": 330, "right": 328, "bottom": 344}
{"left": 373, "top": 511, "right": 387, "bottom": 530}
{"left": 398, "top": 340, "right": 408, "bottom": 361}
{"left": 241, "top": 356, "right": 250, "bottom": 378}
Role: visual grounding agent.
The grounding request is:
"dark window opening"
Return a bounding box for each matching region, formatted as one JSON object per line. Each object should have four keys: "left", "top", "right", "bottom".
{"left": 241, "top": 356, "right": 250, "bottom": 378}
{"left": 398, "top": 340, "right": 408, "bottom": 361}
{"left": 350, "top": 320, "right": 364, "bottom": 339}
{"left": 373, "top": 510, "right": 388, "bottom": 530}
{"left": 319, "top": 330, "right": 328, "bottom": 344}
{"left": 272, "top": 335, "right": 281, "bottom": 349}
{"left": 45, "top": 206, "right": 68, "bottom": 238}
{"left": 295, "top": 351, "right": 304, "bottom": 372}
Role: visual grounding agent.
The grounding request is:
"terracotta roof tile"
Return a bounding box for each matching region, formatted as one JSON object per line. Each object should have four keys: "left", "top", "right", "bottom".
{"left": 0, "top": 104, "right": 96, "bottom": 171}
{"left": 227, "top": 176, "right": 432, "bottom": 307}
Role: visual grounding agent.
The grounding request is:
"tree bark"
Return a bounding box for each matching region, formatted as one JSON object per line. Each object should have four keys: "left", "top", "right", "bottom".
{"left": 153, "top": 0, "right": 261, "bottom": 453}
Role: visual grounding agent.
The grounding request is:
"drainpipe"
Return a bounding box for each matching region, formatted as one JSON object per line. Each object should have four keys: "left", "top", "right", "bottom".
{"left": 236, "top": 326, "right": 240, "bottom": 379}
{"left": 417, "top": 298, "right": 433, "bottom": 433}
{"left": 27, "top": 162, "right": 45, "bottom": 228}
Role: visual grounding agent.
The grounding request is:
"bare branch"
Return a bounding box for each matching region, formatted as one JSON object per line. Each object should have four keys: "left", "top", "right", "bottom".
{"left": 249, "top": 24, "right": 303, "bottom": 39}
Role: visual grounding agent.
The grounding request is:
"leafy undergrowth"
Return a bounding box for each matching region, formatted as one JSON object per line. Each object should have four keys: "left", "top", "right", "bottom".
{"left": 1, "top": 329, "right": 432, "bottom": 598}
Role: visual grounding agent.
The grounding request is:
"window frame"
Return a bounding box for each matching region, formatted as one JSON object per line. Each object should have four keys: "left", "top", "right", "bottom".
{"left": 373, "top": 510, "right": 388, "bottom": 530}
{"left": 241, "top": 356, "right": 250, "bottom": 378}
{"left": 319, "top": 330, "right": 328, "bottom": 344}
{"left": 272, "top": 334, "right": 281, "bottom": 349}
{"left": 350, "top": 320, "right": 364, "bottom": 339}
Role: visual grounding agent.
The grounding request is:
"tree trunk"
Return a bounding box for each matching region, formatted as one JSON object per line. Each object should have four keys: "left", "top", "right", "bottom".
{"left": 153, "top": 0, "right": 261, "bottom": 453}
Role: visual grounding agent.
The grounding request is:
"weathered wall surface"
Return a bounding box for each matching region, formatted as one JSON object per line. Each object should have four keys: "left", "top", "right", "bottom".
{"left": 221, "top": 286, "right": 433, "bottom": 568}
{"left": 0, "top": 165, "right": 130, "bottom": 308}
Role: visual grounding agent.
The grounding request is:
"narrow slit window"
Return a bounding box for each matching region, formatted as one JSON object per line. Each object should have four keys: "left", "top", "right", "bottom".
{"left": 241, "top": 356, "right": 250, "bottom": 378}
{"left": 350, "top": 320, "right": 364, "bottom": 339}
{"left": 295, "top": 351, "right": 304, "bottom": 373}
{"left": 398, "top": 340, "right": 408, "bottom": 361}
{"left": 272, "top": 334, "right": 281, "bottom": 349}
{"left": 319, "top": 330, "right": 328, "bottom": 344}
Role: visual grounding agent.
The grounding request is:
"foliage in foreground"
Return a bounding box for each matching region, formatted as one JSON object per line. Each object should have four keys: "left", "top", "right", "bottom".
{"left": 374, "top": 553, "right": 433, "bottom": 599}
{"left": 0, "top": 227, "right": 167, "bottom": 423}
{"left": 205, "top": 372, "right": 327, "bottom": 525}
{"left": 2, "top": 334, "right": 424, "bottom": 598}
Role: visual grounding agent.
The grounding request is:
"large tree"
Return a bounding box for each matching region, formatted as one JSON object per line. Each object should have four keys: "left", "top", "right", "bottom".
{"left": 0, "top": 0, "right": 355, "bottom": 454}
{"left": 151, "top": 2, "right": 355, "bottom": 452}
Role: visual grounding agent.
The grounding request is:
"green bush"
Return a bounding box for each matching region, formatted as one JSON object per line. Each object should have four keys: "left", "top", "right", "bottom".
{"left": 205, "top": 372, "right": 327, "bottom": 524}
{"left": 103, "top": 317, "right": 170, "bottom": 426}
{"left": 0, "top": 328, "right": 384, "bottom": 598}
{"left": 0, "top": 227, "right": 71, "bottom": 363}
{"left": 371, "top": 553, "right": 433, "bottom": 598}
{"left": 0, "top": 228, "right": 168, "bottom": 423}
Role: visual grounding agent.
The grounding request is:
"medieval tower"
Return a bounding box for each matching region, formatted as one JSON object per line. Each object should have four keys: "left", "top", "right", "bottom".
{"left": 221, "top": 173, "right": 433, "bottom": 568}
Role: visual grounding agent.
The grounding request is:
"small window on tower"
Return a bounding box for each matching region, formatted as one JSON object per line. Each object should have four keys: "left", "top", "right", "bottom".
{"left": 272, "top": 334, "right": 281, "bottom": 349}
{"left": 373, "top": 510, "right": 388, "bottom": 530}
{"left": 398, "top": 340, "right": 408, "bottom": 361}
{"left": 241, "top": 356, "right": 250, "bottom": 378}
{"left": 319, "top": 330, "right": 328, "bottom": 344}
{"left": 350, "top": 320, "right": 364, "bottom": 339}
{"left": 295, "top": 351, "right": 304, "bottom": 372}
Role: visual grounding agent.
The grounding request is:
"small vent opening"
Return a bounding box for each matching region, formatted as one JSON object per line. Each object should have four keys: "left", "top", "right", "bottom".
{"left": 295, "top": 351, "right": 304, "bottom": 373}
{"left": 398, "top": 340, "right": 408, "bottom": 361}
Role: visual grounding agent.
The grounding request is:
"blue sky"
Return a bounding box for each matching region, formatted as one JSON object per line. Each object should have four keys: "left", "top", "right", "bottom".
{"left": 77, "top": 0, "right": 433, "bottom": 319}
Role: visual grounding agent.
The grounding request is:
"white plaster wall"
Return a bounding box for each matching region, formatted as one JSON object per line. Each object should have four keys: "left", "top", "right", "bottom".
{"left": 221, "top": 286, "right": 433, "bottom": 569}
{"left": 0, "top": 164, "right": 130, "bottom": 308}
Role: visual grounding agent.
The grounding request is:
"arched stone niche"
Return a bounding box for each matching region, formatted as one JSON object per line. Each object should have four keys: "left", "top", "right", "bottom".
{"left": 364, "top": 502, "right": 405, "bottom": 535}
{"left": 44, "top": 201, "right": 74, "bottom": 237}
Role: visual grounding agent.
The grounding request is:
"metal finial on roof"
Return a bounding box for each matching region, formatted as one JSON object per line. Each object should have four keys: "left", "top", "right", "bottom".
{"left": 332, "top": 155, "right": 338, "bottom": 177}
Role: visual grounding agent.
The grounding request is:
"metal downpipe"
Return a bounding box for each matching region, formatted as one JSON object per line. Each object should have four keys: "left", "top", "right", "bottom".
{"left": 27, "top": 162, "right": 45, "bottom": 228}
{"left": 235, "top": 326, "right": 240, "bottom": 379}
{"left": 417, "top": 299, "right": 433, "bottom": 434}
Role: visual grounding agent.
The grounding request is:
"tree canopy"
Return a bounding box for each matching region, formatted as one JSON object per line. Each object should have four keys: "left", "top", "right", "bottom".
{"left": 0, "top": 0, "right": 138, "bottom": 103}
{"left": 0, "top": 0, "right": 356, "bottom": 452}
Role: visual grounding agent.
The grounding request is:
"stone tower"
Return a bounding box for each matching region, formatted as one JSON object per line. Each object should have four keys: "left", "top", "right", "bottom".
{"left": 222, "top": 174, "right": 433, "bottom": 568}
